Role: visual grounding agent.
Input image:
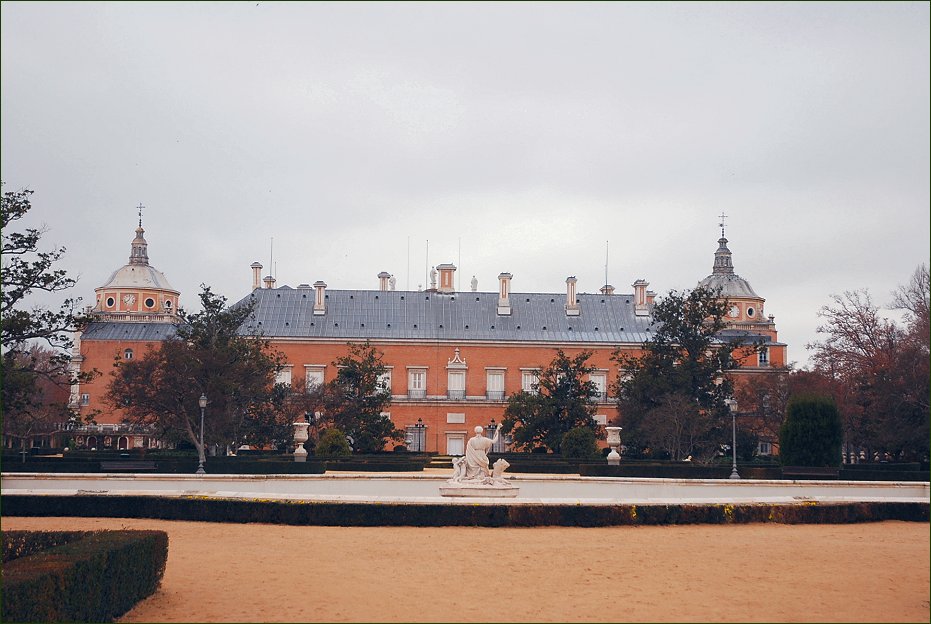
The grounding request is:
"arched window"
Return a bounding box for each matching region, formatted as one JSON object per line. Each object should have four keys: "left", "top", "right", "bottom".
{"left": 124, "top": 348, "right": 134, "bottom": 360}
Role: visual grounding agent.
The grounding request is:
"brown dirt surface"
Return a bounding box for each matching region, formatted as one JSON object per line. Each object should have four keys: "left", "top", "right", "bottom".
{"left": 3, "top": 517, "right": 928, "bottom": 623}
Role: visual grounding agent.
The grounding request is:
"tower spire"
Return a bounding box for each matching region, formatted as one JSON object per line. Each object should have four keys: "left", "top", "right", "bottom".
{"left": 129, "top": 205, "right": 149, "bottom": 266}
{"left": 712, "top": 213, "right": 733, "bottom": 275}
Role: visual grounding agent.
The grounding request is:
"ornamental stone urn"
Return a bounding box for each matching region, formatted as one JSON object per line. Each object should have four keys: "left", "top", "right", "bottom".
{"left": 293, "top": 419, "right": 310, "bottom": 462}
{"left": 605, "top": 426, "right": 622, "bottom": 466}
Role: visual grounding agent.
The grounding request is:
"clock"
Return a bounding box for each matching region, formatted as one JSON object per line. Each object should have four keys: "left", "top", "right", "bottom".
{"left": 728, "top": 305, "right": 739, "bottom": 318}
{"left": 123, "top": 294, "right": 136, "bottom": 305}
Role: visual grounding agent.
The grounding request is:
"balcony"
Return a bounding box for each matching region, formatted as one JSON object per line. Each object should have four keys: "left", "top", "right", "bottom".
{"left": 447, "top": 389, "right": 465, "bottom": 401}
{"left": 407, "top": 389, "right": 426, "bottom": 400}
{"left": 485, "top": 391, "right": 506, "bottom": 402}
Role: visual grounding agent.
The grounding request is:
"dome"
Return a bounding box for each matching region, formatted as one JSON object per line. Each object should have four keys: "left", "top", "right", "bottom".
{"left": 99, "top": 263, "right": 177, "bottom": 292}
{"left": 698, "top": 272, "right": 759, "bottom": 298}
{"left": 698, "top": 235, "right": 760, "bottom": 299}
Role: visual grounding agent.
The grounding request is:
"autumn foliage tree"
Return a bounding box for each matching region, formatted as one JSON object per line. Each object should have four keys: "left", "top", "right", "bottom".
{"left": 807, "top": 265, "right": 929, "bottom": 461}
{"left": 107, "top": 286, "right": 284, "bottom": 466}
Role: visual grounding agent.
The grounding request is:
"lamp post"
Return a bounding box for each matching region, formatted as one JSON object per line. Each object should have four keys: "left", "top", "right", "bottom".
{"left": 196, "top": 393, "right": 207, "bottom": 475}
{"left": 727, "top": 399, "right": 740, "bottom": 480}
{"left": 415, "top": 417, "right": 425, "bottom": 452}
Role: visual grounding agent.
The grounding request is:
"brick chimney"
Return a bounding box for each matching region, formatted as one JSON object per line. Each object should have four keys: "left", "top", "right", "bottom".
{"left": 600, "top": 284, "right": 615, "bottom": 296}
{"left": 313, "top": 280, "right": 327, "bottom": 315}
{"left": 436, "top": 263, "right": 456, "bottom": 294}
{"left": 566, "top": 276, "right": 580, "bottom": 316}
{"left": 497, "top": 272, "right": 512, "bottom": 316}
{"left": 251, "top": 262, "right": 263, "bottom": 291}
{"left": 633, "top": 279, "right": 650, "bottom": 316}
{"left": 378, "top": 271, "right": 391, "bottom": 291}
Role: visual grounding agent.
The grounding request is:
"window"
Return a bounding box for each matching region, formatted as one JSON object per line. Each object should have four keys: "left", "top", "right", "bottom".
{"left": 521, "top": 369, "right": 539, "bottom": 394}
{"left": 408, "top": 368, "right": 426, "bottom": 399}
{"left": 747, "top": 306, "right": 755, "bottom": 317}
{"left": 759, "top": 347, "right": 769, "bottom": 367}
{"left": 145, "top": 297, "right": 156, "bottom": 308}
{"left": 304, "top": 365, "right": 325, "bottom": 390}
{"left": 164, "top": 300, "right": 172, "bottom": 310}
{"left": 590, "top": 372, "right": 607, "bottom": 402}
{"left": 378, "top": 368, "right": 392, "bottom": 393}
{"left": 486, "top": 369, "right": 505, "bottom": 401}
{"left": 594, "top": 414, "right": 608, "bottom": 426}
{"left": 275, "top": 365, "right": 293, "bottom": 387}
{"left": 106, "top": 297, "right": 115, "bottom": 308}
{"left": 80, "top": 393, "right": 90, "bottom": 406}
{"left": 447, "top": 370, "right": 465, "bottom": 400}
{"left": 123, "top": 348, "right": 134, "bottom": 360}
{"left": 758, "top": 441, "right": 773, "bottom": 456}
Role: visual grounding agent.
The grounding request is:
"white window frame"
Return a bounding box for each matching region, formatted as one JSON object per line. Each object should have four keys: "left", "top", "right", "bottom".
{"left": 275, "top": 365, "right": 293, "bottom": 387}
{"left": 486, "top": 368, "right": 506, "bottom": 400}
{"left": 378, "top": 367, "right": 393, "bottom": 393}
{"left": 590, "top": 371, "right": 608, "bottom": 401}
{"left": 520, "top": 369, "right": 540, "bottom": 394}
{"left": 408, "top": 367, "right": 427, "bottom": 398}
{"left": 304, "top": 365, "right": 326, "bottom": 390}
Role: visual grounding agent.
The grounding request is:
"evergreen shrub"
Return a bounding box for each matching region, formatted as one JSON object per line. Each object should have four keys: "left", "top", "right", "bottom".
{"left": 560, "top": 426, "right": 599, "bottom": 459}
{"left": 315, "top": 428, "right": 351, "bottom": 458}
{"left": 779, "top": 395, "right": 843, "bottom": 467}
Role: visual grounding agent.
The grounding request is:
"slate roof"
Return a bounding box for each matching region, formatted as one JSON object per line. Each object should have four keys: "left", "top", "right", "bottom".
{"left": 81, "top": 321, "right": 179, "bottom": 341}
{"left": 237, "top": 287, "right": 657, "bottom": 344}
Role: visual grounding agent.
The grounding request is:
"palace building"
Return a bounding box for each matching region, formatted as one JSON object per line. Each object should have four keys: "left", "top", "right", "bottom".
{"left": 65, "top": 215, "right": 786, "bottom": 454}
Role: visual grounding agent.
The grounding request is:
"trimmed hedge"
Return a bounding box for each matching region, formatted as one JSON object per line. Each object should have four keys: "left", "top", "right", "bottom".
{"left": 2, "top": 494, "right": 927, "bottom": 527}
{"left": 1, "top": 529, "right": 168, "bottom": 622}
{"left": 0, "top": 458, "right": 326, "bottom": 474}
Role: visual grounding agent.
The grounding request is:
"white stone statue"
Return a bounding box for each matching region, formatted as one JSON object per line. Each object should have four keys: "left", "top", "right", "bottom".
{"left": 465, "top": 425, "right": 498, "bottom": 480}
{"left": 442, "top": 427, "right": 516, "bottom": 496}
{"left": 430, "top": 266, "right": 437, "bottom": 290}
{"left": 388, "top": 275, "right": 396, "bottom": 291}
{"left": 470, "top": 275, "right": 478, "bottom": 292}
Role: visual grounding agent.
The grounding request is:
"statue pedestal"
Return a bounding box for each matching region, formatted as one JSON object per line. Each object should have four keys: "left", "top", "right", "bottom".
{"left": 439, "top": 483, "right": 519, "bottom": 498}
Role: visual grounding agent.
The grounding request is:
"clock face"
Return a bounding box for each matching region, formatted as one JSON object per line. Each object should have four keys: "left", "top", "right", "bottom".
{"left": 123, "top": 294, "right": 136, "bottom": 305}
{"left": 728, "top": 305, "right": 739, "bottom": 318}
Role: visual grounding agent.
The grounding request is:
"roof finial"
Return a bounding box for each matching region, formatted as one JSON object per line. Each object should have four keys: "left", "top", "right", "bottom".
{"left": 137, "top": 203, "right": 145, "bottom": 228}
{"left": 718, "top": 211, "right": 727, "bottom": 238}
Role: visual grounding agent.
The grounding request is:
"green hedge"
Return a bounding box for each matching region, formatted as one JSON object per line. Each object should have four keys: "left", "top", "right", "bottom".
{"left": 1, "top": 529, "right": 168, "bottom": 623}
{"left": 0, "top": 458, "right": 326, "bottom": 474}
{"left": 2, "top": 494, "right": 926, "bottom": 527}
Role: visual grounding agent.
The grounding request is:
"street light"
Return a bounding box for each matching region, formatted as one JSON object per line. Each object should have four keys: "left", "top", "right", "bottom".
{"left": 727, "top": 399, "right": 740, "bottom": 480}
{"left": 196, "top": 393, "right": 207, "bottom": 475}
{"left": 414, "top": 417, "right": 425, "bottom": 452}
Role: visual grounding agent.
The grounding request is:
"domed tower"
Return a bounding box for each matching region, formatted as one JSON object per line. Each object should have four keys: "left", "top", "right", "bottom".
{"left": 697, "top": 217, "right": 767, "bottom": 327}
{"left": 93, "top": 207, "right": 180, "bottom": 320}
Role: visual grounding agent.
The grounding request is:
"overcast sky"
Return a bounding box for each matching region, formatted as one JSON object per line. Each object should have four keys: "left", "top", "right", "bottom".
{"left": 2, "top": 2, "right": 929, "bottom": 368}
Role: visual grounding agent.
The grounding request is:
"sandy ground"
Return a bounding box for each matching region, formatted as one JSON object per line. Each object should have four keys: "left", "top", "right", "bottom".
{"left": 3, "top": 517, "right": 928, "bottom": 623}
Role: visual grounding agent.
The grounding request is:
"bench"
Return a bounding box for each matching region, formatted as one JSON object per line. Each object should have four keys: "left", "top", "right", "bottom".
{"left": 99, "top": 460, "right": 157, "bottom": 472}
{"left": 782, "top": 465, "right": 840, "bottom": 479}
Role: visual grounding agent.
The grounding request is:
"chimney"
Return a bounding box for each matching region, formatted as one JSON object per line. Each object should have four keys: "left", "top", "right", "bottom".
{"left": 251, "top": 262, "right": 263, "bottom": 291}
{"left": 565, "top": 276, "right": 580, "bottom": 316}
{"left": 600, "top": 284, "right": 615, "bottom": 296}
{"left": 263, "top": 274, "right": 277, "bottom": 289}
{"left": 646, "top": 290, "right": 656, "bottom": 305}
{"left": 497, "top": 272, "right": 512, "bottom": 316}
{"left": 378, "top": 271, "right": 391, "bottom": 291}
{"left": 436, "top": 263, "right": 456, "bottom": 294}
{"left": 313, "top": 280, "right": 327, "bottom": 315}
{"left": 633, "top": 279, "right": 650, "bottom": 316}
